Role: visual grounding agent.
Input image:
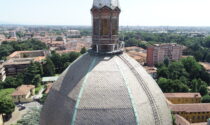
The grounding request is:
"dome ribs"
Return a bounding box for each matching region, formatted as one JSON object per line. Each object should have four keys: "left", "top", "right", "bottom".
{"left": 71, "top": 57, "right": 97, "bottom": 125}
{"left": 115, "top": 58, "right": 140, "bottom": 125}
{"left": 118, "top": 55, "right": 163, "bottom": 125}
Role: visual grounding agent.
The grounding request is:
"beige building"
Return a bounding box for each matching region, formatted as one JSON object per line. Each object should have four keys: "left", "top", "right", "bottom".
{"left": 165, "top": 93, "right": 201, "bottom": 104}
{"left": 0, "top": 114, "right": 3, "bottom": 125}
{"left": 170, "top": 103, "right": 210, "bottom": 124}
{"left": 11, "top": 85, "right": 35, "bottom": 103}
{"left": 147, "top": 43, "right": 183, "bottom": 66}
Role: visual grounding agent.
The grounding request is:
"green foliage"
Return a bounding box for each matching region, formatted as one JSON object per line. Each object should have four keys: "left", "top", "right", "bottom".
{"left": 0, "top": 96, "right": 15, "bottom": 116}
{"left": 43, "top": 57, "right": 55, "bottom": 76}
{"left": 24, "top": 62, "right": 42, "bottom": 87}
{"left": 39, "top": 94, "right": 48, "bottom": 104}
{"left": 17, "top": 108, "right": 41, "bottom": 125}
{"left": 35, "top": 85, "right": 43, "bottom": 94}
{"left": 0, "top": 39, "right": 47, "bottom": 60}
{"left": 157, "top": 57, "right": 210, "bottom": 93}
{"left": 157, "top": 78, "right": 189, "bottom": 93}
{"left": 201, "top": 95, "right": 210, "bottom": 103}
{"left": 1, "top": 76, "right": 22, "bottom": 88}
{"left": 199, "top": 85, "right": 208, "bottom": 96}
{"left": 50, "top": 51, "right": 81, "bottom": 74}
{"left": 0, "top": 88, "right": 15, "bottom": 98}
{"left": 80, "top": 47, "right": 87, "bottom": 54}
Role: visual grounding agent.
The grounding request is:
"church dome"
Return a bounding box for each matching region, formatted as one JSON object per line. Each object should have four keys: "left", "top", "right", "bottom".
{"left": 40, "top": 53, "right": 172, "bottom": 125}
{"left": 93, "top": 0, "right": 120, "bottom": 9}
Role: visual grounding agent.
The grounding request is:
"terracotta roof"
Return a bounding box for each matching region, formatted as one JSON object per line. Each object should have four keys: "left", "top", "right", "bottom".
{"left": 45, "top": 83, "right": 53, "bottom": 94}
{"left": 199, "top": 62, "right": 210, "bottom": 70}
{"left": 12, "top": 85, "right": 35, "bottom": 96}
{"left": 169, "top": 103, "right": 210, "bottom": 113}
{"left": 144, "top": 66, "right": 157, "bottom": 74}
{"left": 175, "top": 115, "right": 190, "bottom": 125}
{"left": 164, "top": 93, "right": 201, "bottom": 98}
{"left": 8, "top": 50, "right": 46, "bottom": 59}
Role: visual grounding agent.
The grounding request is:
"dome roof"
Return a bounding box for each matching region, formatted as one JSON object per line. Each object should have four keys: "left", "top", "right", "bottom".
{"left": 40, "top": 53, "right": 172, "bottom": 125}
{"left": 93, "top": 0, "right": 120, "bottom": 9}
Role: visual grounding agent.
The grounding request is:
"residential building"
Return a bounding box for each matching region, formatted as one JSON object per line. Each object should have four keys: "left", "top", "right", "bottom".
{"left": 170, "top": 103, "right": 210, "bottom": 123}
{"left": 11, "top": 85, "right": 35, "bottom": 103}
{"left": 147, "top": 43, "right": 183, "bottom": 66}
{"left": 4, "top": 50, "right": 48, "bottom": 76}
{"left": 165, "top": 93, "right": 201, "bottom": 104}
{"left": 0, "top": 62, "right": 6, "bottom": 81}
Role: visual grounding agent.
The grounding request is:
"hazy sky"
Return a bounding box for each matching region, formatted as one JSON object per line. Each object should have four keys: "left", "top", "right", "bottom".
{"left": 0, "top": 0, "right": 210, "bottom": 26}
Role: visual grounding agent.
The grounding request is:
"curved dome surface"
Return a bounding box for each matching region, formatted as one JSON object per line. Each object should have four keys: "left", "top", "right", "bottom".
{"left": 40, "top": 53, "right": 172, "bottom": 125}
{"left": 93, "top": 0, "right": 120, "bottom": 9}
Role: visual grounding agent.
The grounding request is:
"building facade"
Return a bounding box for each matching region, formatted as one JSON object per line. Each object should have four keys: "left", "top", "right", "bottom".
{"left": 4, "top": 50, "right": 48, "bottom": 76}
{"left": 11, "top": 85, "right": 35, "bottom": 103}
{"left": 170, "top": 104, "right": 210, "bottom": 123}
{"left": 165, "top": 93, "right": 201, "bottom": 104}
{"left": 147, "top": 43, "right": 183, "bottom": 66}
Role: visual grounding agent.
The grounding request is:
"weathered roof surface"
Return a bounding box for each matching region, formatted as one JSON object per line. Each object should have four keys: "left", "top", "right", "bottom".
{"left": 169, "top": 103, "right": 210, "bottom": 112}
{"left": 164, "top": 93, "right": 201, "bottom": 98}
{"left": 40, "top": 53, "right": 172, "bottom": 125}
{"left": 12, "top": 85, "right": 35, "bottom": 96}
{"left": 93, "top": 0, "right": 120, "bottom": 9}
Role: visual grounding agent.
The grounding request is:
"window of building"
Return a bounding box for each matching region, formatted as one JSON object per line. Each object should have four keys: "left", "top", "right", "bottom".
{"left": 101, "top": 19, "right": 110, "bottom": 35}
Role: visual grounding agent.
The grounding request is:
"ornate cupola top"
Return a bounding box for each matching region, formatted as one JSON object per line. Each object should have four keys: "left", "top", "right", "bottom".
{"left": 93, "top": 0, "right": 120, "bottom": 10}
{"left": 91, "top": 0, "right": 124, "bottom": 55}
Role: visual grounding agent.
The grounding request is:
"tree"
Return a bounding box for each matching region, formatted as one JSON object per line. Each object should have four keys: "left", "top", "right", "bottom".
{"left": 56, "top": 37, "right": 63, "bottom": 41}
{"left": 201, "top": 95, "right": 210, "bottom": 103}
{"left": 157, "top": 66, "right": 169, "bottom": 78}
{"left": 157, "top": 78, "right": 189, "bottom": 93}
{"left": 80, "top": 47, "right": 87, "bottom": 54}
{"left": 168, "top": 62, "right": 188, "bottom": 80}
{"left": 163, "top": 57, "right": 170, "bottom": 66}
{"left": 43, "top": 58, "right": 55, "bottom": 76}
{"left": 0, "top": 96, "right": 15, "bottom": 116}
{"left": 199, "top": 85, "right": 208, "bottom": 96}
{"left": 2, "top": 77, "right": 20, "bottom": 88}
{"left": 50, "top": 52, "right": 63, "bottom": 73}
{"left": 24, "top": 62, "right": 42, "bottom": 86}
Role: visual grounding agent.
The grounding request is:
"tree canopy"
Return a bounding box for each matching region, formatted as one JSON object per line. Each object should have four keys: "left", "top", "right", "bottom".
{"left": 157, "top": 57, "right": 210, "bottom": 94}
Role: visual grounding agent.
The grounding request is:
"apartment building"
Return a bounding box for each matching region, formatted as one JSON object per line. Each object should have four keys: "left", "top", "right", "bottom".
{"left": 147, "top": 43, "right": 183, "bottom": 66}
{"left": 4, "top": 50, "right": 48, "bottom": 76}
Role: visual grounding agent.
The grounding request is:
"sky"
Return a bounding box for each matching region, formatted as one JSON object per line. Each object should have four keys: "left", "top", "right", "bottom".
{"left": 0, "top": 0, "right": 210, "bottom": 26}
